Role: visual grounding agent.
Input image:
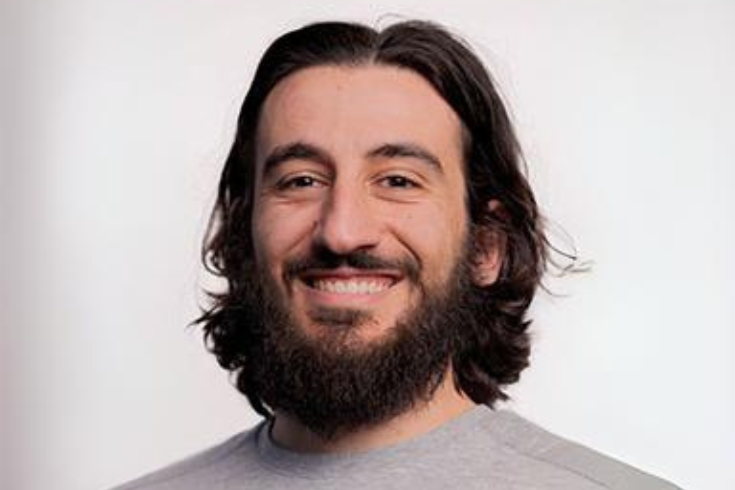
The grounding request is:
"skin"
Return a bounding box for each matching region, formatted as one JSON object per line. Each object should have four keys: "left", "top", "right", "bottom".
{"left": 251, "top": 64, "right": 501, "bottom": 452}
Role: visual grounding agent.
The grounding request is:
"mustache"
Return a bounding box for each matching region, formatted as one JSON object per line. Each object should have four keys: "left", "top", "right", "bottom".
{"left": 284, "top": 246, "right": 421, "bottom": 283}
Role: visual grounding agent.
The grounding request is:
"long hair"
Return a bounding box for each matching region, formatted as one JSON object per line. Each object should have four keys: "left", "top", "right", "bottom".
{"left": 197, "top": 20, "right": 548, "bottom": 417}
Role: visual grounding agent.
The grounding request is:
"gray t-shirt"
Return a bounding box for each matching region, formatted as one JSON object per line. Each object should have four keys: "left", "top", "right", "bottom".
{"left": 112, "top": 406, "right": 682, "bottom": 489}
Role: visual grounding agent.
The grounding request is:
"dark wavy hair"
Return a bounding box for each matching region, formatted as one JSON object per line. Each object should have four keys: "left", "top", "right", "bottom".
{"left": 197, "top": 20, "right": 549, "bottom": 417}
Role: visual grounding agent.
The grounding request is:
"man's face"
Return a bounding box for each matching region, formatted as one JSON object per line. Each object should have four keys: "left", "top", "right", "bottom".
{"left": 251, "top": 65, "right": 470, "bottom": 345}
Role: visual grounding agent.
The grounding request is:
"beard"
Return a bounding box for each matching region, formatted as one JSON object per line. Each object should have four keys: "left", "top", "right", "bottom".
{"left": 236, "top": 244, "right": 480, "bottom": 440}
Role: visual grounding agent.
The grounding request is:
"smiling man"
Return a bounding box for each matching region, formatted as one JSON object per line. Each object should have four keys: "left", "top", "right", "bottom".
{"left": 114, "top": 20, "right": 681, "bottom": 490}
{"left": 247, "top": 63, "right": 481, "bottom": 445}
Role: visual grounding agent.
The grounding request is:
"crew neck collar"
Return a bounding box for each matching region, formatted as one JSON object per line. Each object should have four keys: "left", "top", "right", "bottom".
{"left": 255, "top": 404, "right": 496, "bottom": 479}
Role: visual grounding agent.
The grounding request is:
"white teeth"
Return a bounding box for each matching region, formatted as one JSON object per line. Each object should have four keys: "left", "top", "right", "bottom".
{"left": 312, "top": 279, "right": 390, "bottom": 294}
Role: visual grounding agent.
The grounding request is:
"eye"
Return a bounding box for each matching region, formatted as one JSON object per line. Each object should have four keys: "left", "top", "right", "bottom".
{"left": 380, "top": 175, "right": 419, "bottom": 189}
{"left": 277, "top": 174, "right": 324, "bottom": 190}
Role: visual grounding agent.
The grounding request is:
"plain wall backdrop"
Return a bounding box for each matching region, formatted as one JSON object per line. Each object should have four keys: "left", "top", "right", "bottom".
{"left": 4, "top": 1, "right": 733, "bottom": 489}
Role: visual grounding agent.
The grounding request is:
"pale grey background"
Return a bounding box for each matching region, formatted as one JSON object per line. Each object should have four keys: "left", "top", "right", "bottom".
{"left": 3, "top": 1, "right": 733, "bottom": 489}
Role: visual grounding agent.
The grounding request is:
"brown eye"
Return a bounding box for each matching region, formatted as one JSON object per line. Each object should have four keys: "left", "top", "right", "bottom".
{"left": 278, "top": 175, "right": 323, "bottom": 189}
{"left": 381, "top": 175, "right": 418, "bottom": 188}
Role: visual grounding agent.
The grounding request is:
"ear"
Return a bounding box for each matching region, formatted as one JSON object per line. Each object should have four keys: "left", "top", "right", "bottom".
{"left": 470, "top": 200, "right": 506, "bottom": 287}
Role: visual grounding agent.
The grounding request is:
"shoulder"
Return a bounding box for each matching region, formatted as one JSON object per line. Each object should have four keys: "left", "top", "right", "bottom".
{"left": 481, "top": 410, "right": 683, "bottom": 490}
{"left": 109, "top": 424, "right": 264, "bottom": 490}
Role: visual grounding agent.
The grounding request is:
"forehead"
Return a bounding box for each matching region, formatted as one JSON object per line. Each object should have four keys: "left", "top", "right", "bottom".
{"left": 255, "top": 64, "right": 465, "bottom": 170}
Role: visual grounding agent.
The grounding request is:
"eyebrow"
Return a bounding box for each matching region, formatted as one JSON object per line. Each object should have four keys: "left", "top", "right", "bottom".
{"left": 366, "top": 143, "right": 443, "bottom": 173}
{"left": 260, "top": 140, "right": 444, "bottom": 178}
{"left": 261, "top": 141, "right": 334, "bottom": 178}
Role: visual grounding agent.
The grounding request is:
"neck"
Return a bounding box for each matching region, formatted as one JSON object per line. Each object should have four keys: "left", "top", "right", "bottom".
{"left": 270, "top": 372, "right": 476, "bottom": 453}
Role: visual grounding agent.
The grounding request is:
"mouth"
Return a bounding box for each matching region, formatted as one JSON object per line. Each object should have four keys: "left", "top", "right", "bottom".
{"left": 300, "top": 269, "right": 401, "bottom": 297}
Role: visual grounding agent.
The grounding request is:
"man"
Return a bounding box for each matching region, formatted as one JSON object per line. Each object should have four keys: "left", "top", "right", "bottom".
{"left": 115, "top": 20, "right": 681, "bottom": 489}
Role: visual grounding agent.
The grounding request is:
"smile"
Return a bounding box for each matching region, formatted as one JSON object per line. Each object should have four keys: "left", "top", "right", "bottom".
{"left": 311, "top": 278, "right": 393, "bottom": 295}
{"left": 299, "top": 268, "right": 402, "bottom": 299}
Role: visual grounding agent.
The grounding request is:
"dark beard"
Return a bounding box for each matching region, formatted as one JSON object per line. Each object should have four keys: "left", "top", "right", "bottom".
{"left": 238, "top": 246, "right": 478, "bottom": 440}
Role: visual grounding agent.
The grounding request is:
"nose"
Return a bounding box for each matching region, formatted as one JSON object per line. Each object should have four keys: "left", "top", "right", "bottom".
{"left": 313, "top": 181, "right": 381, "bottom": 255}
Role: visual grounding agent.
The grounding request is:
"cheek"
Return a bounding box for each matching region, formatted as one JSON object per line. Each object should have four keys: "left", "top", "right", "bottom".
{"left": 251, "top": 204, "right": 317, "bottom": 269}
{"left": 392, "top": 202, "right": 468, "bottom": 274}
{"left": 251, "top": 204, "right": 284, "bottom": 271}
